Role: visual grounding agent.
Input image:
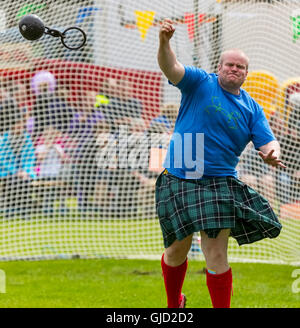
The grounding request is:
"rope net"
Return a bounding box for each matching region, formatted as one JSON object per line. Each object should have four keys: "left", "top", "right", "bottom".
{"left": 0, "top": 0, "right": 299, "bottom": 264}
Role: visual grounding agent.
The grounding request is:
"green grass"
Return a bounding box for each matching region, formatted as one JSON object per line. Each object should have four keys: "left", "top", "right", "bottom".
{"left": 0, "top": 211, "right": 299, "bottom": 308}
{"left": 0, "top": 259, "right": 299, "bottom": 308}
{"left": 0, "top": 216, "right": 164, "bottom": 260}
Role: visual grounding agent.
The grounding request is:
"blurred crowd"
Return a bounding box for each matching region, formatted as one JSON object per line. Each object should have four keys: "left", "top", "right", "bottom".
{"left": 0, "top": 72, "right": 178, "bottom": 216}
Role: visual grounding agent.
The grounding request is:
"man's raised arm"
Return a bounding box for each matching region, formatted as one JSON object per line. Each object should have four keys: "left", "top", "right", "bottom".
{"left": 157, "top": 19, "right": 185, "bottom": 85}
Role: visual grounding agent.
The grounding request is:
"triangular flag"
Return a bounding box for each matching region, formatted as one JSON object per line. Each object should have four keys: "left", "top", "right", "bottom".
{"left": 184, "top": 13, "right": 205, "bottom": 40}
{"left": 16, "top": 3, "right": 47, "bottom": 18}
{"left": 291, "top": 15, "right": 300, "bottom": 42}
{"left": 135, "top": 11, "right": 155, "bottom": 41}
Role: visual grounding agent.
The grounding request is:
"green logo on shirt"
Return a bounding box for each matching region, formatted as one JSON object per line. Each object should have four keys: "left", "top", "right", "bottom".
{"left": 204, "top": 97, "right": 241, "bottom": 129}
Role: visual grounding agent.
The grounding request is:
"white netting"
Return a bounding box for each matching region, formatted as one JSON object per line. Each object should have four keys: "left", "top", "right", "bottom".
{"left": 0, "top": 0, "right": 299, "bottom": 264}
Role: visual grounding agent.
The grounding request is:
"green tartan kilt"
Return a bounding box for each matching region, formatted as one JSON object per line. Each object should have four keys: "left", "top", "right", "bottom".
{"left": 155, "top": 171, "right": 282, "bottom": 249}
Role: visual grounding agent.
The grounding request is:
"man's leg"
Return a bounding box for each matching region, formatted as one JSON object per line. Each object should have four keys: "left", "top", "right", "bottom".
{"left": 161, "top": 234, "right": 193, "bottom": 308}
{"left": 200, "top": 229, "right": 232, "bottom": 308}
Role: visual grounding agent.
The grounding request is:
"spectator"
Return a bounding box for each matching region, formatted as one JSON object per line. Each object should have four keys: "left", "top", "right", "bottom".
{"left": 50, "top": 88, "right": 76, "bottom": 133}
{"left": 121, "top": 117, "right": 148, "bottom": 171}
{"left": 69, "top": 90, "right": 105, "bottom": 137}
{"left": 238, "top": 142, "right": 276, "bottom": 209}
{"left": 69, "top": 90, "right": 107, "bottom": 210}
{"left": 34, "top": 126, "right": 70, "bottom": 212}
{"left": 93, "top": 122, "right": 117, "bottom": 212}
{"left": 99, "top": 77, "right": 143, "bottom": 131}
{"left": 0, "top": 87, "right": 10, "bottom": 103}
{"left": 0, "top": 100, "right": 37, "bottom": 215}
{"left": 12, "top": 82, "right": 31, "bottom": 113}
{"left": 32, "top": 84, "right": 75, "bottom": 139}
{"left": 9, "top": 82, "right": 34, "bottom": 134}
{"left": 278, "top": 92, "right": 300, "bottom": 203}
{"left": 31, "top": 71, "right": 56, "bottom": 96}
{"left": 268, "top": 111, "right": 288, "bottom": 147}
{"left": 149, "top": 114, "right": 172, "bottom": 133}
{"left": 35, "top": 126, "right": 69, "bottom": 179}
{"left": 132, "top": 129, "right": 170, "bottom": 217}
{"left": 94, "top": 117, "right": 148, "bottom": 216}
{"left": 32, "top": 81, "right": 54, "bottom": 138}
{"left": 149, "top": 102, "right": 179, "bottom": 133}
{"left": 31, "top": 71, "right": 56, "bottom": 137}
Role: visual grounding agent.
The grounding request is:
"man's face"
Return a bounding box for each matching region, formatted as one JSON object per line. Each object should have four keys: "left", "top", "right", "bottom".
{"left": 218, "top": 51, "right": 248, "bottom": 92}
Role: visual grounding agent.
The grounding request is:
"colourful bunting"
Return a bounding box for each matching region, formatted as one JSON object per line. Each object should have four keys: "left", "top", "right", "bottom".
{"left": 135, "top": 11, "right": 155, "bottom": 41}
{"left": 16, "top": 3, "right": 46, "bottom": 18}
{"left": 184, "top": 13, "right": 205, "bottom": 40}
{"left": 291, "top": 15, "right": 300, "bottom": 42}
{"left": 76, "top": 6, "right": 101, "bottom": 24}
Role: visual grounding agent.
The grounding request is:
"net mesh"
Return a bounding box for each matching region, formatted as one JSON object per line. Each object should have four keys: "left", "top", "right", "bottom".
{"left": 0, "top": 0, "right": 299, "bottom": 264}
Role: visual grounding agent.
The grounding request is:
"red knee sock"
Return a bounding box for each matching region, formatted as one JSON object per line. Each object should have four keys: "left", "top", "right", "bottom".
{"left": 206, "top": 268, "right": 232, "bottom": 308}
{"left": 161, "top": 253, "right": 188, "bottom": 308}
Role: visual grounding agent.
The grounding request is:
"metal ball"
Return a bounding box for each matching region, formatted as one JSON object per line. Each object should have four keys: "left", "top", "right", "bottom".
{"left": 19, "top": 14, "right": 45, "bottom": 41}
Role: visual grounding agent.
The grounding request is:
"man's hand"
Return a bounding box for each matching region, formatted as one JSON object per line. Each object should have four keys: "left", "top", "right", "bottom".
{"left": 159, "top": 19, "right": 175, "bottom": 43}
{"left": 258, "top": 149, "right": 286, "bottom": 169}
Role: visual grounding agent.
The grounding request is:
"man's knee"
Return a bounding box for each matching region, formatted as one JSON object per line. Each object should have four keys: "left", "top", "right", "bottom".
{"left": 200, "top": 230, "right": 230, "bottom": 271}
{"left": 164, "top": 235, "right": 193, "bottom": 267}
{"left": 202, "top": 247, "right": 227, "bottom": 263}
{"left": 165, "top": 244, "right": 184, "bottom": 260}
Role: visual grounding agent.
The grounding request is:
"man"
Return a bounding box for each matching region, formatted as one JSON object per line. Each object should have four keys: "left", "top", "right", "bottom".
{"left": 156, "top": 18, "right": 286, "bottom": 308}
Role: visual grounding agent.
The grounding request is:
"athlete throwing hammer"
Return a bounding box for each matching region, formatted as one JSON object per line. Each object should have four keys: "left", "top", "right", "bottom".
{"left": 156, "top": 19, "right": 286, "bottom": 308}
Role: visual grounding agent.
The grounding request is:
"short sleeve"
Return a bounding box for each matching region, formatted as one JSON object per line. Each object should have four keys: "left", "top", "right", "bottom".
{"left": 169, "top": 66, "right": 208, "bottom": 93}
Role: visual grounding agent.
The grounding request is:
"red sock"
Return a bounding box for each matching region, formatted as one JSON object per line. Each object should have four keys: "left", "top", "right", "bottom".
{"left": 161, "top": 253, "right": 188, "bottom": 308}
{"left": 206, "top": 268, "right": 232, "bottom": 308}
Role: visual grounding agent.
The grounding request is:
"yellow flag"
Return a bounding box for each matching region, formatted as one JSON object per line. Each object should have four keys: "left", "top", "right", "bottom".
{"left": 135, "top": 11, "right": 155, "bottom": 41}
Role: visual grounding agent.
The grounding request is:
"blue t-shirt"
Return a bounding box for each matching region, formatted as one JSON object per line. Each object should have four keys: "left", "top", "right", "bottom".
{"left": 164, "top": 66, "right": 276, "bottom": 179}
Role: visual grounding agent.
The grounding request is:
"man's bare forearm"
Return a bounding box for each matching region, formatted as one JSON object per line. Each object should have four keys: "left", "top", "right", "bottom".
{"left": 258, "top": 140, "right": 286, "bottom": 168}
{"left": 157, "top": 19, "right": 185, "bottom": 85}
{"left": 259, "top": 140, "right": 281, "bottom": 158}
{"left": 158, "top": 41, "right": 177, "bottom": 76}
{"left": 157, "top": 41, "right": 184, "bottom": 85}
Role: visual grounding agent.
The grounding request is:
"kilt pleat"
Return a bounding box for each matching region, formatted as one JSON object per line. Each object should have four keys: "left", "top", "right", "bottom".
{"left": 155, "top": 172, "right": 282, "bottom": 248}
